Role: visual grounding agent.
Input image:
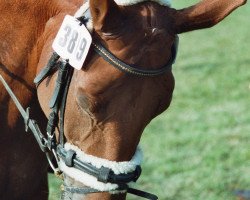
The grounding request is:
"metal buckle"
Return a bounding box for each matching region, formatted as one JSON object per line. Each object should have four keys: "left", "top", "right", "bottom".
{"left": 24, "top": 107, "right": 30, "bottom": 132}
{"left": 45, "top": 151, "right": 63, "bottom": 179}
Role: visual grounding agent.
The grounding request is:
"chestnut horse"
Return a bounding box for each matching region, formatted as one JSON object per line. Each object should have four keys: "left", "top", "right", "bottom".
{"left": 0, "top": 0, "right": 246, "bottom": 199}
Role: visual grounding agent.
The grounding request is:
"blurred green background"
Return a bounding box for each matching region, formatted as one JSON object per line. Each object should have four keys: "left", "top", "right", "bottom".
{"left": 49, "top": 1, "right": 250, "bottom": 199}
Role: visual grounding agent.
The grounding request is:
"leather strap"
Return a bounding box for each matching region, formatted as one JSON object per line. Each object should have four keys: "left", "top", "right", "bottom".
{"left": 45, "top": 61, "right": 71, "bottom": 151}
{"left": 128, "top": 188, "right": 158, "bottom": 200}
{"left": 49, "top": 61, "right": 69, "bottom": 109}
{"left": 0, "top": 75, "right": 48, "bottom": 152}
{"left": 92, "top": 36, "right": 178, "bottom": 77}
{"left": 59, "top": 66, "right": 74, "bottom": 145}
{"left": 34, "top": 52, "right": 60, "bottom": 86}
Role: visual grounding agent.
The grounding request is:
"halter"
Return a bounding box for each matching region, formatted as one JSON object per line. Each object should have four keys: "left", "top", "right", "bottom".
{"left": 0, "top": 7, "right": 178, "bottom": 200}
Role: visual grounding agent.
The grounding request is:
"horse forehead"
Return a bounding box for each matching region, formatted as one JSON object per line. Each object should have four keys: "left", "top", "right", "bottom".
{"left": 125, "top": 2, "right": 168, "bottom": 29}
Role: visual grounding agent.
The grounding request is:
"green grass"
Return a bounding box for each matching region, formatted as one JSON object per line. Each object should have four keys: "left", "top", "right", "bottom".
{"left": 49, "top": 2, "right": 250, "bottom": 200}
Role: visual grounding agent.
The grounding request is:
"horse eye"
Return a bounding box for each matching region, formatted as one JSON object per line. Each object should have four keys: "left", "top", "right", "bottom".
{"left": 152, "top": 28, "right": 157, "bottom": 34}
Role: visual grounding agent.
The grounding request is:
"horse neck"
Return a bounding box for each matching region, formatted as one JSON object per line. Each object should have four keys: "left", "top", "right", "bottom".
{"left": 0, "top": 1, "right": 67, "bottom": 88}
{"left": 0, "top": 0, "right": 78, "bottom": 127}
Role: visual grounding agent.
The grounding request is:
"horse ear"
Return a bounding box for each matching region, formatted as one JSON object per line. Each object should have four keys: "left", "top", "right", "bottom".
{"left": 173, "top": 0, "right": 247, "bottom": 34}
{"left": 89, "top": 0, "right": 122, "bottom": 32}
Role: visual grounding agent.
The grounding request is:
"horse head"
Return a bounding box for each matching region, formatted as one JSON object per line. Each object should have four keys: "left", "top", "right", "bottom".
{"left": 35, "top": 0, "right": 246, "bottom": 199}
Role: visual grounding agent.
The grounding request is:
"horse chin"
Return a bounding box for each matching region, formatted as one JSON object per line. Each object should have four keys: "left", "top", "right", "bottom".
{"left": 61, "top": 174, "right": 126, "bottom": 200}
{"left": 61, "top": 175, "right": 87, "bottom": 200}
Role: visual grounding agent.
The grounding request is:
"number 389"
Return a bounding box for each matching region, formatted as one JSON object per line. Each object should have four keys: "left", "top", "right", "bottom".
{"left": 58, "top": 25, "right": 87, "bottom": 61}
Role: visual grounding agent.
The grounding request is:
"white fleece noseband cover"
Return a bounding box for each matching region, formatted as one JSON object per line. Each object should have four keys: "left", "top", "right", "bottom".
{"left": 59, "top": 143, "right": 143, "bottom": 192}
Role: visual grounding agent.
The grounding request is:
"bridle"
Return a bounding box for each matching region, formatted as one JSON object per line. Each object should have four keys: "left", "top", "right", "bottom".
{"left": 92, "top": 38, "right": 178, "bottom": 76}
{"left": 0, "top": 8, "right": 178, "bottom": 200}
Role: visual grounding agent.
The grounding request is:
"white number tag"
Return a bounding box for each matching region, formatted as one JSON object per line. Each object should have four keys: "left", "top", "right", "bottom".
{"left": 52, "top": 15, "right": 92, "bottom": 70}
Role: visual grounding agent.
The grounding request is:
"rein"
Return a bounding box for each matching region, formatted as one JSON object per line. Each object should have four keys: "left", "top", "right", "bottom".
{"left": 0, "top": 8, "right": 178, "bottom": 200}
